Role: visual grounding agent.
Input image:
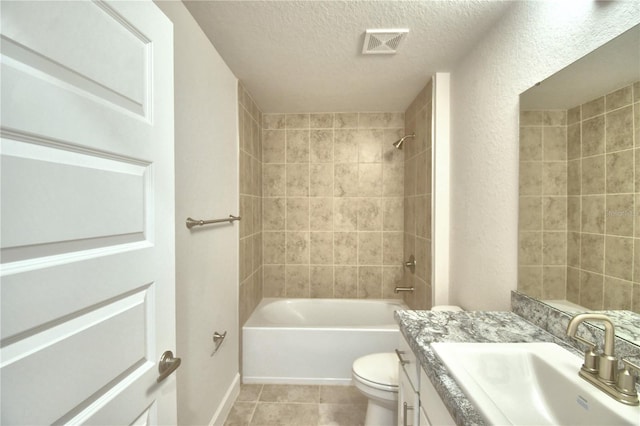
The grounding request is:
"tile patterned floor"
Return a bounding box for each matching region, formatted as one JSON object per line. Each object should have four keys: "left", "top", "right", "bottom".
{"left": 224, "top": 384, "right": 368, "bottom": 426}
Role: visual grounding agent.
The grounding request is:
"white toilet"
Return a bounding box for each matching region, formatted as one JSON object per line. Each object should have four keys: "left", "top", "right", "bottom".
{"left": 352, "top": 352, "right": 398, "bottom": 426}
{"left": 352, "top": 305, "right": 463, "bottom": 426}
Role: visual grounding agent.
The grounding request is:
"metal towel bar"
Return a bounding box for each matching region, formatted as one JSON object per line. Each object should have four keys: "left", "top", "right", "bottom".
{"left": 186, "top": 215, "right": 241, "bottom": 229}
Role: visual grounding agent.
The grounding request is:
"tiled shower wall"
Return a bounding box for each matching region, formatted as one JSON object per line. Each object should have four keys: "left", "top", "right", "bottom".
{"left": 261, "top": 112, "right": 405, "bottom": 299}
{"left": 519, "top": 81, "right": 640, "bottom": 313}
{"left": 239, "top": 83, "right": 263, "bottom": 326}
{"left": 403, "top": 80, "right": 434, "bottom": 310}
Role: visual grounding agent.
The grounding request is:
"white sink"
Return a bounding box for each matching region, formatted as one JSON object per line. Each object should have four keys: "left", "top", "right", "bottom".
{"left": 431, "top": 342, "right": 640, "bottom": 425}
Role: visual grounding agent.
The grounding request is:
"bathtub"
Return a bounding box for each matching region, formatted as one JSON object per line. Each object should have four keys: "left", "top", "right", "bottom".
{"left": 242, "top": 298, "right": 407, "bottom": 385}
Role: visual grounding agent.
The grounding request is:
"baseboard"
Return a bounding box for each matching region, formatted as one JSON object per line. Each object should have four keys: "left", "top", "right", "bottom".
{"left": 208, "top": 373, "right": 240, "bottom": 426}
{"left": 242, "top": 376, "right": 353, "bottom": 385}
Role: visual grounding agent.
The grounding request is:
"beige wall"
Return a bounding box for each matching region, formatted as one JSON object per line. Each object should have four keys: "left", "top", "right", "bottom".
{"left": 239, "top": 83, "right": 264, "bottom": 326}
{"left": 403, "top": 81, "right": 434, "bottom": 309}
{"left": 261, "top": 112, "right": 405, "bottom": 298}
{"left": 519, "top": 82, "right": 640, "bottom": 313}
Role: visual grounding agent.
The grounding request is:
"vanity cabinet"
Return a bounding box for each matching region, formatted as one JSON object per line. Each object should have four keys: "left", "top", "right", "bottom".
{"left": 398, "top": 334, "right": 456, "bottom": 426}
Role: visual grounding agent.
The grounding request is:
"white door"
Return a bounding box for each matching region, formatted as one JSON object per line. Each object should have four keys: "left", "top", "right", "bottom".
{"left": 0, "top": 0, "right": 176, "bottom": 424}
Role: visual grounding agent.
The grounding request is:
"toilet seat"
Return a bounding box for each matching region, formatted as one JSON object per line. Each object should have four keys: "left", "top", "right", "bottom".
{"left": 352, "top": 353, "right": 398, "bottom": 392}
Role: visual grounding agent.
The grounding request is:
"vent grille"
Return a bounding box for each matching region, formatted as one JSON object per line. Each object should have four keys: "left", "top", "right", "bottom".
{"left": 362, "top": 29, "right": 409, "bottom": 55}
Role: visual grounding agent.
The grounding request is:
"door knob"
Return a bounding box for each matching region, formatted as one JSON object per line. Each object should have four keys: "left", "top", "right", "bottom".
{"left": 157, "top": 350, "right": 181, "bottom": 383}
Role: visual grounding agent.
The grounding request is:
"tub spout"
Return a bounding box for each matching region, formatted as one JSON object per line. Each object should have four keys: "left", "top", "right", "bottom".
{"left": 394, "top": 286, "right": 414, "bottom": 293}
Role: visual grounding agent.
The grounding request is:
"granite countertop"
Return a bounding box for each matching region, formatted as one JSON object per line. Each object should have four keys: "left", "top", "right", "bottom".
{"left": 394, "top": 310, "right": 580, "bottom": 426}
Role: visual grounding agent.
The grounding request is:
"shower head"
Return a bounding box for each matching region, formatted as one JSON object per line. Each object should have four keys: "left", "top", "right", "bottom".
{"left": 392, "top": 133, "right": 415, "bottom": 149}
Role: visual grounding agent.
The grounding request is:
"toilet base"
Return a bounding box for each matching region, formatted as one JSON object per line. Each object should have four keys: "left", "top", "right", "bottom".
{"left": 364, "top": 398, "right": 397, "bottom": 426}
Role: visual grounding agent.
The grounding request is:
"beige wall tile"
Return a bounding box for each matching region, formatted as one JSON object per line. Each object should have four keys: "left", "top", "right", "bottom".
{"left": 567, "top": 232, "right": 580, "bottom": 267}
{"left": 606, "top": 151, "right": 633, "bottom": 193}
{"left": 542, "top": 232, "right": 566, "bottom": 265}
{"left": 582, "top": 96, "right": 604, "bottom": 120}
{"left": 286, "top": 113, "right": 310, "bottom": 129}
{"left": 581, "top": 233, "right": 604, "bottom": 273}
{"left": 263, "top": 265, "right": 285, "bottom": 297}
{"left": 520, "top": 111, "right": 543, "bottom": 126}
{"left": 286, "top": 198, "right": 309, "bottom": 230}
{"left": 263, "top": 198, "right": 286, "bottom": 230}
{"left": 286, "top": 164, "right": 310, "bottom": 196}
{"left": 357, "top": 198, "right": 382, "bottom": 231}
{"left": 519, "top": 162, "right": 542, "bottom": 195}
{"left": 603, "top": 276, "right": 632, "bottom": 310}
{"left": 263, "top": 231, "right": 285, "bottom": 264}
{"left": 543, "top": 110, "right": 567, "bottom": 126}
{"left": 382, "top": 162, "right": 404, "bottom": 197}
{"left": 263, "top": 113, "right": 285, "bottom": 129}
{"left": 606, "top": 106, "right": 633, "bottom": 152}
{"left": 310, "top": 130, "right": 333, "bottom": 163}
{"left": 636, "top": 148, "right": 640, "bottom": 191}
{"left": 286, "top": 265, "right": 310, "bottom": 297}
{"left": 358, "top": 266, "right": 382, "bottom": 298}
{"left": 382, "top": 266, "right": 403, "bottom": 298}
{"left": 566, "top": 267, "right": 580, "bottom": 304}
{"left": 542, "top": 162, "right": 567, "bottom": 196}
{"left": 604, "top": 236, "right": 633, "bottom": 281}
{"left": 310, "top": 197, "right": 333, "bottom": 231}
{"left": 286, "top": 130, "right": 310, "bottom": 163}
{"left": 404, "top": 156, "right": 416, "bottom": 196}
{"left": 334, "top": 232, "right": 357, "bottom": 265}
{"left": 605, "top": 194, "right": 633, "bottom": 236}
{"left": 635, "top": 103, "right": 640, "bottom": 147}
{"left": 581, "top": 155, "right": 605, "bottom": 195}
{"left": 542, "top": 266, "right": 566, "bottom": 299}
{"left": 404, "top": 197, "right": 415, "bottom": 237}
{"left": 334, "top": 198, "right": 358, "bottom": 231}
{"left": 567, "top": 159, "right": 581, "bottom": 196}
{"left": 310, "top": 232, "right": 333, "bottom": 265}
{"left": 334, "top": 113, "right": 358, "bottom": 129}
{"left": 580, "top": 270, "right": 604, "bottom": 310}
{"left": 542, "top": 197, "right": 566, "bottom": 230}
{"left": 633, "top": 283, "right": 640, "bottom": 313}
{"left": 518, "top": 266, "right": 542, "bottom": 299}
{"left": 415, "top": 195, "right": 430, "bottom": 238}
{"left": 582, "top": 115, "right": 605, "bottom": 156}
{"left": 383, "top": 198, "right": 404, "bottom": 231}
{"left": 357, "top": 129, "right": 383, "bottom": 163}
{"left": 519, "top": 197, "right": 542, "bottom": 230}
{"left": 358, "top": 232, "right": 382, "bottom": 265}
{"left": 359, "top": 112, "right": 403, "bottom": 129}
{"left": 416, "top": 151, "right": 430, "bottom": 195}
{"left": 567, "top": 196, "right": 580, "bottom": 232}
{"left": 358, "top": 163, "right": 382, "bottom": 196}
{"left": 310, "top": 113, "right": 334, "bottom": 129}
{"left": 636, "top": 194, "right": 640, "bottom": 238}
{"left": 334, "top": 130, "right": 358, "bottom": 162}
{"left": 263, "top": 164, "right": 286, "bottom": 196}
{"left": 310, "top": 266, "right": 334, "bottom": 298}
{"left": 543, "top": 127, "right": 567, "bottom": 160}
{"left": 252, "top": 157, "right": 262, "bottom": 197}
{"left": 309, "top": 163, "right": 334, "bottom": 196}
{"left": 519, "top": 127, "right": 542, "bottom": 161}
{"left": 581, "top": 195, "right": 604, "bottom": 234}
{"left": 634, "top": 82, "right": 640, "bottom": 103}
{"left": 567, "top": 106, "right": 581, "bottom": 125}
{"left": 383, "top": 232, "right": 404, "bottom": 265}
{"left": 606, "top": 85, "right": 632, "bottom": 111}
{"left": 286, "top": 231, "right": 310, "bottom": 264}
{"left": 415, "top": 237, "right": 428, "bottom": 280}
{"left": 334, "top": 266, "right": 357, "bottom": 297}
{"left": 567, "top": 123, "right": 581, "bottom": 160}
{"left": 334, "top": 163, "right": 358, "bottom": 196}
{"left": 519, "top": 231, "right": 542, "bottom": 265}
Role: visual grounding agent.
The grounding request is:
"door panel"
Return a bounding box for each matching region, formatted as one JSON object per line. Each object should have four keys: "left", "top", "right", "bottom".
{"left": 0, "top": 0, "right": 175, "bottom": 424}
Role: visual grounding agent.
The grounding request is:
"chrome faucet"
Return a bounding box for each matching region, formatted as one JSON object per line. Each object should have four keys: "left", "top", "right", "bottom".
{"left": 566, "top": 313, "right": 640, "bottom": 405}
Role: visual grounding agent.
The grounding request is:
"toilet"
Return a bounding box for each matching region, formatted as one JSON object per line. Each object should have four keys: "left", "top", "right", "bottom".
{"left": 352, "top": 305, "right": 463, "bottom": 426}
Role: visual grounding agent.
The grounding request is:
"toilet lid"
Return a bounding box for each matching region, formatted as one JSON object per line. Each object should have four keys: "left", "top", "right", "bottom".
{"left": 352, "top": 353, "right": 398, "bottom": 389}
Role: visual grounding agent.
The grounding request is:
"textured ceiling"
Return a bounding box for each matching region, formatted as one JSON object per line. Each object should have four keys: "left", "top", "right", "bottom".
{"left": 183, "top": 1, "right": 514, "bottom": 113}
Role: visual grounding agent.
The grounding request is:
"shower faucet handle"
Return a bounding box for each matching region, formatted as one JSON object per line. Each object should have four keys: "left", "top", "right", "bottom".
{"left": 404, "top": 255, "right": 416, "bottom": 273}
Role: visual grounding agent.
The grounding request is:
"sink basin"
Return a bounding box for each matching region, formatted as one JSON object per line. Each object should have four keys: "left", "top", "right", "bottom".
{"left": 431, "top": 342, "right": 639, "bottom": 425}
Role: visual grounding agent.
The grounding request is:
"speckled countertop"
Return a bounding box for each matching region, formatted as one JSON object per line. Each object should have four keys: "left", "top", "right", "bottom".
{"left": 394, "top": 310, "right": 580, "bottom": 426}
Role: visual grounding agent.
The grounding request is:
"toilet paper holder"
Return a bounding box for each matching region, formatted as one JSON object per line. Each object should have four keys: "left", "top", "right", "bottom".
{"left": 211, "top": 331, "right": 227, "bottom": 356}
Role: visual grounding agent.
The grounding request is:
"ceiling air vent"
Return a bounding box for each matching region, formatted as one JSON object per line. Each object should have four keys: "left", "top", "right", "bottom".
{"left": 362, "top": 29, "right": 409, "bottom": 55}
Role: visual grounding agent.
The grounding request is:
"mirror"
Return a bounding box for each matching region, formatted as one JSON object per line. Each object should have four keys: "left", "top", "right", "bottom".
{"left": 518, "top": 25, "right": 640, "bottom": 344}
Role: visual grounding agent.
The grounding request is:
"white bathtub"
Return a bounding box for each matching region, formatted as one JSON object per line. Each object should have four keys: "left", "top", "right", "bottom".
{"left": 242, "top": 298, "right": 407, "bottom": 385}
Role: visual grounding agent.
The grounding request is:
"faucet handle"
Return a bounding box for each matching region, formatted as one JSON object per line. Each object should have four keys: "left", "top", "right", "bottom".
{"left": 571, "top": 335, "right": 599, "bottom": 373}
{"left": 616, "top": 358, "right": 640, "bottom": 401}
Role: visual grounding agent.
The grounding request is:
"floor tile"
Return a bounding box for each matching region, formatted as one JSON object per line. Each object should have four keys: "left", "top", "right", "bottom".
{"left": 319, "top": 385, "right": 367, "bottom": 404}
{"left": 238, "top": 384, "right": 264, "bottom": 402}
{"left": 251, "top": 402, "right": 319, "bottom": 425}
{"left": 224, "top": 401, "right": 256, "bottom": 426}
{"left": 259, "top": 384, "right": 320, "bottom": 403}
{"left": 318, "top": 403, "right": 367, "bottom": 426}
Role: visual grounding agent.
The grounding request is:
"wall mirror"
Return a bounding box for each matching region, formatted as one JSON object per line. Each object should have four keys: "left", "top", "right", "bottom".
{"left": 518, "top": 24, "right": 640, "bottom": 345}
